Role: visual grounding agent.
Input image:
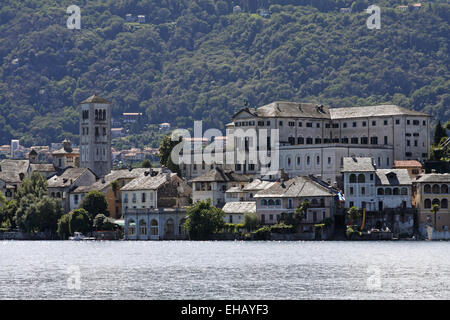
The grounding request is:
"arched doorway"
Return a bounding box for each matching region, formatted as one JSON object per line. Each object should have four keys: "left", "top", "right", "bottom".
{"left": 164, "top": 218, "right": 175, "bottom": 239}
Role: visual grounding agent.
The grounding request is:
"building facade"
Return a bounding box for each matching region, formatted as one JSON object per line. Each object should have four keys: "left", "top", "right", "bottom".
{"left": 227, "top": 102, "right": 430, "bottom": 183}
{"left": 413, "top": 173, "right": 450, "bottom": 234}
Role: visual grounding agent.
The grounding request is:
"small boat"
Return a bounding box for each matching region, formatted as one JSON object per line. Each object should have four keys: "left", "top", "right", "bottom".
{"left": 69, "top": 232, "right": 96, "bottom": 241}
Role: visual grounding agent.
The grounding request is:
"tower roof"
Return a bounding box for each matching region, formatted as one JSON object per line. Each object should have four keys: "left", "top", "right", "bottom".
{"left": 80, "top": 95, "right": 111, "bottom": 104}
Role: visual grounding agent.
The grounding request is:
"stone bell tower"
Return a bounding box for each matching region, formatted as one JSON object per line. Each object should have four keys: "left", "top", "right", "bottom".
{"left": 79, "top": 94, "right": 112, "bottom": 178}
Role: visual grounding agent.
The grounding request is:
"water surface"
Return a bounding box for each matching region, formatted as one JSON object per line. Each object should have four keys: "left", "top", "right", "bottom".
{"left": 0, "top": 241, "right": 448, "bottom": 299}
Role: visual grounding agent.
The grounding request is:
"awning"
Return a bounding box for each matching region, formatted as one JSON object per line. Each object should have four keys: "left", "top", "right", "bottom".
{"left": 114, "top": 219, "right": 125, "bottom": 227}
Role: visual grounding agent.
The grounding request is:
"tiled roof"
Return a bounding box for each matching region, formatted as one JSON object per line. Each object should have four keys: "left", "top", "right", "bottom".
{"left": 121, "top": 172, "right": 176, "bottom": 191}
{"left": 393, "top": 160, "right": 423, "bottom": 168}
{"left": 222, "top": 201, "right": 256, "bottom": 214}
{"left": 0, "top": 171, "right": 21, "bottom": 184}
{"left": 190, "top": 167, "right": 251, "bottom": 183}
{"left": 375, "top": 169, "right": 412, "bottom": 186}
{"left": 254, "top": 176, "right": 335, "bottom": 198}
{"left": 0, "top": 159, "right": 30, "bottom": 175}
{"left": 80, "top": 94, "right": 111, "bottom": 104}
{"left": 252, "top": 102, "right": 330, "bottom": 119}
{"left": 243, "top": 179, "right": 276, "bottom": 191}
{"left": 329, "top": 105, "right": 428, "bottom": 119}
{"left": 342, "top": 157, "right": 375, "bottom": 172}
{"left": 30, "top": 163, "right": 56, "bottom": 172}
{"left": 414, "top": 173, "right": 450, "bottom": 183}
{"left": 47, "top": 168, "right": 92, "bottom": 188}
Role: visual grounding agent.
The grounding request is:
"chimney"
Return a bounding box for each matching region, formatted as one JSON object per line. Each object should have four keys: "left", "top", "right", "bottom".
{"left": 280, "top": 168, "right": 289, "bottom": 180}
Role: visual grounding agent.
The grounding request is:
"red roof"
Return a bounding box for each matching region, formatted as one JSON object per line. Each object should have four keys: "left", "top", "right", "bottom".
{"left": 393, "top": 160, "right": 422, "bottom": 168}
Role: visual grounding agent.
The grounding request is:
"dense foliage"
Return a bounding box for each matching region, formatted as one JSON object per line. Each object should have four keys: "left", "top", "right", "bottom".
{"left": 7, "top": 172, "right": 63, "bottom": 234}
{"left": 79, "top": 190, "right": 109, "bottom": 219}
{"left": 0, "top": 0, "right": 448, "bottom": 147}
{"left": 185, "top": 199, "right": 225, "bottom": 239}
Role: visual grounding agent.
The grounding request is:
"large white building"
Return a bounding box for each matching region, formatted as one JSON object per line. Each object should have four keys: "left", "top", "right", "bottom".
{"left": 227, "top": 102, "right": 430, "bottom": 184}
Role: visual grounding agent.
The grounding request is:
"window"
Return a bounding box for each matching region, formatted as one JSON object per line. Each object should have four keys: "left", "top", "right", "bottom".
{"left": 128, "top": 220, "right": 136, "bottom": 235}
{"left": 413, "top": 120, "right": 420, "bottom": 125}
{"left": 298, "top": 122, "right": 302, "bottom": 127}
{"left": 316, "top": 123, "right": 320, "bottom": 128}
{"left": 288, "top": 121, "right": 295, "bottom": 127}
{"left": 343, "top": 122, "right": 347, "bottom": 128}
{"left": 349, "top": 174, "right": 357, "bottom": 183}
{"left": 297, "top": 137, "right": 304, "bottom": 144}
{"left": 351, "top": 137, "right": 358, "bottom": 144}
{"left": 370, "top": 137, "right": 378, "bottom": 145}
{"left": 315, "top": 138, "right": 322, "bottom": 144}
{"left": 384, "top": 120, "right": 388, "bottom": 125}
{"left": 362, "top": 121, "right": 367, "bottom": 127}
{"left": 350, "top": 187, "right": 354, "bottom": 195}
{"left": 361, "top": 137, "right": 368, "bottom": 144}
{"left": 384, "top": 136, "right": 388, "bottom": 144}
{"left": 288, "top": 137, "right": 295, "bottom": 145}
{"left": 414, "top": 140, "right": 418, "bottom": 147}
{"left": 372, "top": 121, "right": 376, "bottom": 126}
{"left": 358, "top": 174, "right": 365, "bottom": 183}
{"left": 316, "top": 156, "right": 320, "bottom": 165}
{"left": 423, "top": 120, "right": 426, "bottom": 126}
{"left": 396, "top": 119, "right": 400, "bottom": 125}
{"left": 407, "top": 140, "right": 410, "bottom": 147}
{"left": 306, "top": 137, "right": 313, "bottom": 144}
{"left": 279, "top": 121, "right": 283, "bottom": 126}
{"left": 139, "top": 220, "right": 147, "bottom": 235}
{"left": 342, "top": 137, "right": 349, "bottom": 144}
{"left": 407, "top": 120, "right": 410, "bottom": 125}
{"left": 296, "top": 156, "right": 301, "bottom": 166}
{"left": 258, "top": 121, "right": 264, "bottom": 126}
{"left": 332, "top": 123, "right": 339, "bottom": 128}
{"left": 361, "top": 187, "right": 365, "bottom": 195}
{"left": 151, "top": 220, "right": 158, "bottom": 236}
{"left": 306, "top": 156, "right": 311, "bottom": 166}
{"left": 325, "top": 123, "right": 330, "bottom": 128}
{"left": 306, "top": 122, "right": 312, "bottom": 128}
{"left": 267, "top": 121, "right": 271, "bottom": 126}
{"left": 132, "top": 193, "right": 137, "bottom": 203}
{"left": 142, "top": 193, "right": 146, "bottom": 203}
{"left": 103, "top": 127, "right": 106, "bottom": 136}
{"left": 328, "top": 157, "right": 331, "bottom": 165}
{"left": 353, "top": 122, "right": 357, "bottom": 127}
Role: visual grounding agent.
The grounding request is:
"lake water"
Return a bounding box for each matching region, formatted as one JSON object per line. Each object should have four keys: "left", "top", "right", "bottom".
{"left": 0, "top": 241, "right": 448, "bottom": 300}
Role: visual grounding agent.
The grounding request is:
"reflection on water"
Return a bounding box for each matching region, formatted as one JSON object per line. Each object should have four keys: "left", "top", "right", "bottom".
{"left": 0, "top": 241, "right": 449, "bottom": 299}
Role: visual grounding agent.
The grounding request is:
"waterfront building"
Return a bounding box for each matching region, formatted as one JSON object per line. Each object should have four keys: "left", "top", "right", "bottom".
{"left": 342, "top": 157, "right": 413, "bottom": 211}
{"left": 253, "top": 175, "right": 339, "bottom": 231}
{"left": 222, "top": 201, "right": 256, "bottom": 224}
{"left": 69, "top": 167, "right": 156, "bottom": 218}
{"left": 79, "top": 95, "right": 112, "bottom": 178}
{"left": 122, "top": 170, "right": 192, "bottom": 240}
{"left": 413, "top": 173, "right": 450, "bottom": 234}
{"left": 190, "top": 167, "right": 251, "bottom": 208}
{"left": 228, "top": 102, "right": 430, "bottom": 184}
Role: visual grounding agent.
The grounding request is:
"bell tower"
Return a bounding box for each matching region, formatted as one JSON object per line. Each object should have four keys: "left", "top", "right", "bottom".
{"left": 79, "top": 94, "right": 112, "bottom": 178}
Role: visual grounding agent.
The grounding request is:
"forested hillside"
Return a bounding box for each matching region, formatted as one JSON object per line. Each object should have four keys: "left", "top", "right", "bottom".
{"left": 0, "top": 0, "right": 448, "bottom": 146}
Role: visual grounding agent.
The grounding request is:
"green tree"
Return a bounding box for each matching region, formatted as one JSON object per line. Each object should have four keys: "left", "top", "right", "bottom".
{"left": 14, "top": 172, "right": 62, "bottom": 234}
{"left": 433, "top": 120, "right": 448, "bottom": 146}
{"left": 142, "top": 159, "right": 152, "bottom": 168}
{"left": 57, "top": 213, "right": 71, "bottom": 239}
{"left": 347, "top": 206, "right": 361, "bottom": 226}
{"left": 158, "top": 135, "right": 181, "bottom": 176}
{"left": 93, "top": 213, "right": 115, "bottom": 231}
{"left": 68, "top": 208, "right": 92, "bottom": 235}
{"left": 243, "top": 212, "right": 259, "bottom": 231}
{"left": 79, "top": 190, "right": 109, "bottom": 219}
{"left": 184, "top": 200, "right": 225, "bottom": 240}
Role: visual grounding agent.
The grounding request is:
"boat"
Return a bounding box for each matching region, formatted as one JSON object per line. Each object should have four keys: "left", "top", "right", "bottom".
{"left": 69, "top": 232, "right": 96, "bottom": 241}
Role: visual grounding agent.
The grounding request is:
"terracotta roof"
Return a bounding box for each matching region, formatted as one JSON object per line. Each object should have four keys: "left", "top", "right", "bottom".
{"left": 393, "top": 160, "right": 423, "bottom": 168}
{"left": 80, "top": 95, "right": 111, "bottom": 104}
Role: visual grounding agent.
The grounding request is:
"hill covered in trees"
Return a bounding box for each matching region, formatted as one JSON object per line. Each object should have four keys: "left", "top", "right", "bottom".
{"left": 0, "top": 0, "right": 448, "bottom": 146}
